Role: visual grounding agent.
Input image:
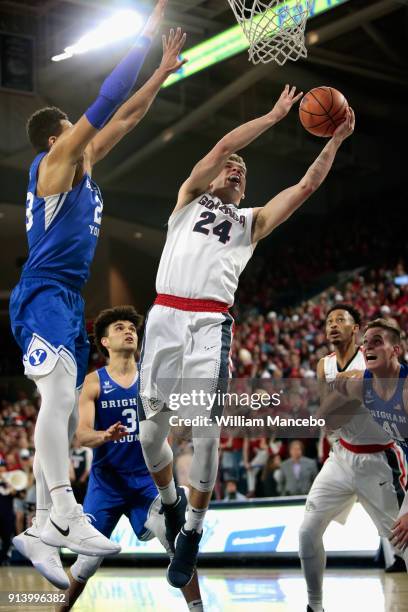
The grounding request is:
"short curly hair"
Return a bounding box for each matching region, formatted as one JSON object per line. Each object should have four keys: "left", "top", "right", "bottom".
{"left": 93, "top": 306, "right": 144, "bottom": 358}
{"left": 26, "top": 106, "right": 68, "bottom": 153}
{"left": 326, "top": 303, "right": 362, "bottom": 326}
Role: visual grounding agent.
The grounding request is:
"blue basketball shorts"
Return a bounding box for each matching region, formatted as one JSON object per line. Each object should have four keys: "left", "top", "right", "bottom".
{"left": 9, "top": 276, "right": 89, "bottom": 388}
{"left": 83, "top": 467, "right": 159, "bottom": 540}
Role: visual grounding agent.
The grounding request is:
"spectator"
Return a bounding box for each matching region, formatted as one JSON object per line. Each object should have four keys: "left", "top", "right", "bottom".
{"left": 0, "top": 458, "right": 15, "bottom": 565}
{"left": 13, "top": 449, "right": 35, "bottom": 535}
{"left": 219, "top": 437, "right": 243, "bottom": 482}
{"left": 243, "top": 437, "right": 269, "bottom": 498}
{"left": 279, "top": 440, "right": 318, "bottom": 496}
{"left": 222, "top": 478, "right": 247, "bottom": 502}
{"left": 261, "top": 454, "right": 282, "bottom": 497}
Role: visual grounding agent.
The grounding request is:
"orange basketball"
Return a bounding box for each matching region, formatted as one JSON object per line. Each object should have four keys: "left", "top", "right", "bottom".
{"left": 299, "top": 87, "right": 348, "bottom": 137}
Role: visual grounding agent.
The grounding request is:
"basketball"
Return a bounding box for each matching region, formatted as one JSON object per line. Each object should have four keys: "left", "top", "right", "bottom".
{"left": 299, "top": 87, "right": 348, "bottom": 137}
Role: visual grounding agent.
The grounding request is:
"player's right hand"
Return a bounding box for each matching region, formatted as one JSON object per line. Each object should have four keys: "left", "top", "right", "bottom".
{"left": 160, "top": 27, "right": 188, "bottom": 76}
{"left": 333, "top": 106, "right": 355, "bottom": 141}
{"left": 103, "top": 421, "right": 128, "bottom": 442}
{"left": 142, "top": 0, "right": 167, "bottom": 41}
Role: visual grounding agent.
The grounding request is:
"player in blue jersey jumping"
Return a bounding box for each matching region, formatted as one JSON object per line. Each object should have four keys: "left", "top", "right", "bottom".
{"left": 10, "top": 0, "right": 187, "bottom": 590}
{"left": 60, "top": 305, "right": 203, "bottom": 610}
{"left": 318, "top": 317, "right": 408, "bottom": 566}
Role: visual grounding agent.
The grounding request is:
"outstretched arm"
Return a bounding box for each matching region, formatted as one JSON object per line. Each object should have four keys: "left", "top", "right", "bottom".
{"left": 41, "top": 1, "right": 166, "bottom": 194}
{"left": 251, "top": 108, "right": 355, "bottom": 243}
{"left": 175, "top": 85, "right": 303, "bottom": 212}
{"left": 87, "top": 27, "right": 187, "bottom": 166}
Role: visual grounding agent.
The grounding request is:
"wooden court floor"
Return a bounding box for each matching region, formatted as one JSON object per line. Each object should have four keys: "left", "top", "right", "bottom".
{"left": 0, "top": 567, "right": 407, "bottom": 611}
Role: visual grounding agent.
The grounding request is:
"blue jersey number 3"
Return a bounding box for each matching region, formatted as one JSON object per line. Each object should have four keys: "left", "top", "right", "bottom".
{"left": 26, "top": 192, "right": 34, "bottom": 231}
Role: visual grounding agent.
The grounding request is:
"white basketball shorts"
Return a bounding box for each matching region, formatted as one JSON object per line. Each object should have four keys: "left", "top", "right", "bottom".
{"left": 305, "top": 440, "right": 407, "bottom": 536}
{"left": 138, "top": 295, "right": 234, "bottom": 421}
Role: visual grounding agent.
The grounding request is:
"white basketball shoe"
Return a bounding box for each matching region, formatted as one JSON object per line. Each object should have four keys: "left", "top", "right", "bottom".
{"left": 13, "top": 519, "right": 70, "bottom": 590}
{"left": 40, "top": 504, "right": 121, "bottom": 556}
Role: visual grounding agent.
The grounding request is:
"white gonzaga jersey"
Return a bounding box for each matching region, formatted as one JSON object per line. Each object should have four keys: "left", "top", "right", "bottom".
{"left": 156, "top": 193, "right": 254, "bottom": 305}
{"left": 324, "top": 349, "right": 391, "bottom": 445}
{"left": 323, "top": 348, "right": 365, "bottom": 383}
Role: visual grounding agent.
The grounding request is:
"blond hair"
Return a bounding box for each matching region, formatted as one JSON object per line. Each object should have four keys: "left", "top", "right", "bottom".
{"left": 228, "top": 153, "right": 247, "bottom": 174}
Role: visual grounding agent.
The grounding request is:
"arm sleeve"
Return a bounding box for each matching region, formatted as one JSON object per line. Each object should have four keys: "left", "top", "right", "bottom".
{"left": 85, "top": 35, "right": 152, "bottom": 129}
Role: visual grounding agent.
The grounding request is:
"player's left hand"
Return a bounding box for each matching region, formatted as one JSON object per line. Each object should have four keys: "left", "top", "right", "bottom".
{"left": 159, "top": 27, "right": 188, "bottom": 76}
{"left": 390, "top": 512, "right": 408, "bottom": 550}
{"left": 272, "top": 85, "right": 303, "bottom": 120}
{"left": 142, "top": 0, "right": 167, "bottom": 40}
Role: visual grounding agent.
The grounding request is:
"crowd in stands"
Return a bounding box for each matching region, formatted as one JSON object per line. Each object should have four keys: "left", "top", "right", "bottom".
{"left": 1, "top": 255, "right": 407, "bottom": 556}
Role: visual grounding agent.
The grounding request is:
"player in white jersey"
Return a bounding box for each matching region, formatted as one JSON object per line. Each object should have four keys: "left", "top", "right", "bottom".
{"left": 300, "top": 305, "right": 407, "bottom": 612}
{"left": 138, "top": 89, "right": 355, "bottom": 589}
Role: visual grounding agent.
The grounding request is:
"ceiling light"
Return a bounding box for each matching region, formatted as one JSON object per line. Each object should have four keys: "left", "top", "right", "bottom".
{"left": 52, "top": 9, "right": 143, "bottom": 62}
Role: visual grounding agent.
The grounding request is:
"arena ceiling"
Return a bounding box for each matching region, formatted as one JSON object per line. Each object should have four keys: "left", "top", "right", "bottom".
{"left": 0, "top": 0, "right": 407, "bottom": 231}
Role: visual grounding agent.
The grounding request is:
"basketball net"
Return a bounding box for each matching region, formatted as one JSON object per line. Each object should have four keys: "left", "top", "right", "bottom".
{"left": 227, "top": 0, "right": 311, "bottom": 66}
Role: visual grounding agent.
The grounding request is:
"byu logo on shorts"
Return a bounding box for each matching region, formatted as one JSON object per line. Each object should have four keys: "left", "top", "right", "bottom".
{"left": 29, "top": 349, "right": 47, "bottom": 366}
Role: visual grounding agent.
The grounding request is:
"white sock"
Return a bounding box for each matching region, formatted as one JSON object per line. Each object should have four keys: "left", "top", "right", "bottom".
{"left": 51, "top": 485, "right": 77, "bottom": 514}
{"left": 301, "top": 551, "right": 324, "bottom": 612}
{"left": 158, "top": 480, "right": 177, "bottom": 505}
{"left": 185, "top": 505, "right": 207, "bottom": 533}
{"left": 188, "top": 600, "right": 204, "bottom": 611}
{"left": 35, "top": 508, "right": 49, "bottom": 531}
{"left": 33, "top": 454, "right": 52, "bottom": 531}
{"left": 299, "top": 516, "right": 326, "bottom": 612}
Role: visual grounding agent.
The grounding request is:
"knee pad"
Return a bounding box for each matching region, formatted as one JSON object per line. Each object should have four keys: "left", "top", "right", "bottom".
{"left": 190, "top": 437, "right": 219, "bottom": 492}
{"left": 138, "top": 419, "right": 173, "bottom": 473}
{"left": 35, "top": 359, "right": 77, "bottom": 409}
{"left": 299, "top": 516, "right": 325, "bottom": 559}
{"left": 70, "top": 555, "right": 103, "bottom": 583}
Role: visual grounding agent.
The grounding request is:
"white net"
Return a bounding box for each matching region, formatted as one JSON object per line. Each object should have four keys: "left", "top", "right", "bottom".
{"left": 227, "top": 0, "right": 311, "bottom": 66}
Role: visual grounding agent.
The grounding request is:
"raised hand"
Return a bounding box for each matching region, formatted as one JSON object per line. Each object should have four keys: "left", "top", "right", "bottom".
{"left": 333, "top": 106, "right": 355, "bottom": 142}
{"left": 159, "top": 27, "right": 188, "bottom": 76}
{"left": 103, "top": 421, "right": 128, "bottom": 443}
{"left": 272, "top": 84, "right": 303, "bottom": 120}
{"left": 142, "top": 0, "right": 167, "bottom": 40}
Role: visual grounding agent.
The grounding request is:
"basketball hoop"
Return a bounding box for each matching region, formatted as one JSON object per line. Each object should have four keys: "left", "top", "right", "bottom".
{"left": 227, "top": 0, "right": 311, "bottom": 66}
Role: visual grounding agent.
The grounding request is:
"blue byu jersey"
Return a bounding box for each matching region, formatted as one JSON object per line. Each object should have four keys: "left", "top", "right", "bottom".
{"left": 93, "top": 367, "right": 149, "bottom": 475}
{"left": 364, "top": 363, "right": 408, "bottom": 460}
{"left": 23, "top": 152, "right": 103, "bottom": 289}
